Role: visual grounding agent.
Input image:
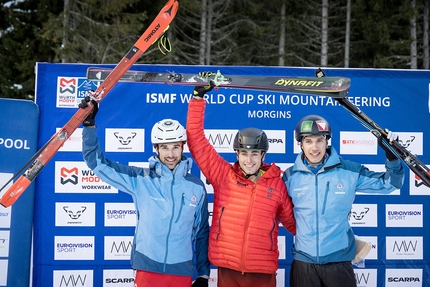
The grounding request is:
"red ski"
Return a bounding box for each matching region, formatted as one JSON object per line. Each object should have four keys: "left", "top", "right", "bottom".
{"left": 0, "top": 0, "right": 179, "bottom": 207}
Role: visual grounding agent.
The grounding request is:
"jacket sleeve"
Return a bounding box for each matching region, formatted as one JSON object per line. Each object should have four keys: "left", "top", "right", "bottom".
{"left": 356, "top": 159, "right": 404, "bottom": 194}
{"left": 82, "top": 126, "right": 140, "bottom": 195}
{"left": 277, "top": 181, "right": 296, "bottom": 235}
{"left": 186, "top": 99, "right": 232, "bottom": 188}
{"left": 193, "top": 187, "right": 210, "bottom": 277}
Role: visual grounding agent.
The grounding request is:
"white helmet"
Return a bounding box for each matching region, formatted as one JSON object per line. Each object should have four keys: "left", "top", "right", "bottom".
{"left": 151, "top": 119, "right": 187, "bottom": 145}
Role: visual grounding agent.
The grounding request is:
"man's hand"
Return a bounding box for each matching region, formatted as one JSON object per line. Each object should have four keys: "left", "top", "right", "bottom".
{"left": 199, "top": 71, "right": 217, "bottom": 78}
{"left": 386, "top": 129, "right": 399, "bottom": 143}
{"left": 378, "top": 129, "right": 399, "bottom": 161}
{"left": 193, "top": 80, "right": 215, "bottom": 99}
{"left": 192, "top": 277, "right": 208, "bottom": 287}
{"left": 79, "top": 96, "right": 98, "bottom": 127}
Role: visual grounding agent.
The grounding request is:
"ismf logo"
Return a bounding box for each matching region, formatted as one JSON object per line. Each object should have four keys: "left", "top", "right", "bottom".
{"left": 60, "top": 167, "right": 79, "bottom": 185}
{"left": 56, "top": 77, "right": 99, "bottom": 108}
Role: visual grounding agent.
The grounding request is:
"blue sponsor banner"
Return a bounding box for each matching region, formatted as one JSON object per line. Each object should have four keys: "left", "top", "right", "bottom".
{"left": 32, "top": 63, "right": 430, "bottom": 287}
{"left": 0, "top": 99, "right": 39, "bottom": 287}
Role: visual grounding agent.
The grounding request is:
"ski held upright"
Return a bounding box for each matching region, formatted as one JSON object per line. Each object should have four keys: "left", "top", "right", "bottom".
{"left": 0, "top": 0, "right": 179, "bottom": 207}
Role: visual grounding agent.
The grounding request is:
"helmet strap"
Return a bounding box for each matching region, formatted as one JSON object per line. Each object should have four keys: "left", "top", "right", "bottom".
{"left": 240, "top": 165, "right": 262, "bottom": 179}
{"left": 235, "top": 151, "right": 265, "bottom": 179}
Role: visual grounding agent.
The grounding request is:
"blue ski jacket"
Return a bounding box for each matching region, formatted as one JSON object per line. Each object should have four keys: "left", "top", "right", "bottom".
{"left": 283, "top": 146, "right": 404, "bottom": 264}
{"left": 82, "top": 127, "right": 210, "bottom": 277}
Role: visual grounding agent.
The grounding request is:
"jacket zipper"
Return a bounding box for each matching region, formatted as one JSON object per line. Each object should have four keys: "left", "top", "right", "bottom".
{"left": 241, "top": 183, "right": 257, "bottom": 273}
{"left": 216, "top": 207, "right": 225, "bottom": 240}
{"left": 321, "top": 181, "right": 330, "bottom": 215}
{"left": 315, "top": 174, "right": 320, "bottom": 263}
{"left": 132, "top": 210, "right": 140, "bottom": 261}
{"left": 270, "top": 219, "right": 275, "bottom": 250}
{"left": 163, "top": 175, "right": 175, "bottom": 273}
{"left": 175, "top": 193, "right": 185, "bottom": 223}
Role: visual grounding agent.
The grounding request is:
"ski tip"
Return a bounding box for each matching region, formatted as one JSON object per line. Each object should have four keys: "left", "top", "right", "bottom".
{"left": 0, "top": 189, "right": 22, "bottom": 207}
{"left": 163, "top": 0, "right": 179, "bottom": 17}
{"left": 0, "top": 177, "right": 31, "bottom": 208}
{"left": 0, "top": 196, "right": 16, "bottom": 208}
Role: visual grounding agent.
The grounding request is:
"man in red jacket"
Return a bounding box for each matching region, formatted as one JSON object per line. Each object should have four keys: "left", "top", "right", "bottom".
{"left": 186, "top": 84, "right": 296, "bottom": 287}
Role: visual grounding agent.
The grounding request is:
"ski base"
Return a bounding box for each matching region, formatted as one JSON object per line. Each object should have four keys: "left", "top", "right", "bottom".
{"left": 86, "top": 68, "right": 351, "bottom": 98}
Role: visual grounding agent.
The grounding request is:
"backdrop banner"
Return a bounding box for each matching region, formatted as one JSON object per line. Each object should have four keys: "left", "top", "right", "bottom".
{"left": 32, "top": 63, "right": 429, "bottom": 287}
{"left": 0, "top": 98, "right": 39, "bottom": 287}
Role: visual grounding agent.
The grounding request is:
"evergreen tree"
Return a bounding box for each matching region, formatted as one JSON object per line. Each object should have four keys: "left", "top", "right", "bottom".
{"left": 42, "top": 0, "right": 147, "bottom": 64}
{"left": 350, "top": 0, "right": 413, "bottom": 68}
{"left": 0, "top": 0, "right": 429, "bottom": 101}
{"left": 0, "top": 0, "right": 62, "bottom": 99}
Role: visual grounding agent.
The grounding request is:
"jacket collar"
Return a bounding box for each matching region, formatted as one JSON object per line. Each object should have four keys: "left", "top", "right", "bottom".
{"left": 293, "top": 146, "right": 341, "bottom": 173}
{"left": 232, "top": 161, "right": 281, "bottom": 179}
{"left": 148, "top": 155, "right": 193, "bottom": 178}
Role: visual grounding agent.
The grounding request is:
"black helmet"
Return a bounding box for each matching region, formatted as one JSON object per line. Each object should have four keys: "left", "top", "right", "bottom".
{"left": 233, "top": 127, "right": 269, "bottom": 152}
{"left": 295, "top": 114, "right": 331, "bottom": 142}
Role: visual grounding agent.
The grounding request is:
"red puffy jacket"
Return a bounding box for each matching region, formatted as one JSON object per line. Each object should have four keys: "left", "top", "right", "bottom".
{"left": 186, "top": 99, "right": 296, "bottom": 274}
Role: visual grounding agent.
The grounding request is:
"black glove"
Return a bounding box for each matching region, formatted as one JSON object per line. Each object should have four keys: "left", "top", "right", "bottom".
{"left": 193, "top": 80, "right": 215, "bottom": 99}
{"left": 377, "top": 129, "right": 398, "bottom": 161}
{"left": 79, "top": 96, "right": 98, "bottom": 127}
{"left": 192, "top": 277, "right": 208, "bottom": 287}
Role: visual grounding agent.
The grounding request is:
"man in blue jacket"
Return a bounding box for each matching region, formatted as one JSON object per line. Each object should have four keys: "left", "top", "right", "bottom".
{"left": 283, "top": 114, "right": 404, "bottom": 287}
{"left": 80, "top": 97, "right": 210, "bottom": 287}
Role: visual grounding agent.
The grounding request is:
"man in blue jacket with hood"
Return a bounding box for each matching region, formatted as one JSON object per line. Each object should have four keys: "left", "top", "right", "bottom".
{"left": 80, "top": 97, "right": 210, "bottom": 287}
{"left": 283, "top": 114, "right": 404, "bottom": 287}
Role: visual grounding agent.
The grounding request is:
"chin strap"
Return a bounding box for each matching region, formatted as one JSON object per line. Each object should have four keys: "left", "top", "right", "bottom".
{"left": 235, "top": 151, "right": 266, "bottom": 179}
{"left": 243, "top": 169, "right": 261, "bottom": 179}
{"left": 239, "top": 163, "right": 263, "bottom": 179}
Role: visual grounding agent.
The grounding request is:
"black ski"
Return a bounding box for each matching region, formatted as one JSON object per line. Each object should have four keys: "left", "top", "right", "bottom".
{"left": 86, "top": 68, "right": 351, "bottom": 97}
{"left": 316, "top": 68, "right": 430, "bottom": 187}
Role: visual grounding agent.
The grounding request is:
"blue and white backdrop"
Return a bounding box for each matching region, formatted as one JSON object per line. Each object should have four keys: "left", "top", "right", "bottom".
{"left": 4, "top": 63, "right": 430, "bottom": 287}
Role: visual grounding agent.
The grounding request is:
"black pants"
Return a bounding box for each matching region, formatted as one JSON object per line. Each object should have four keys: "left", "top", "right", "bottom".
{"left": 290, "top": 260, "right": 356, "bottom": 287}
